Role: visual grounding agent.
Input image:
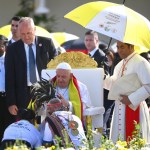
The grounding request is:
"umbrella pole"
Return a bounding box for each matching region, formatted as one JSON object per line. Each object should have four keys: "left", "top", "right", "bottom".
{"left": 107, "top": 37, "right": 112, "bottom": 50}
{"left": 123, "top": 0, "right": 126, "bottom": 4}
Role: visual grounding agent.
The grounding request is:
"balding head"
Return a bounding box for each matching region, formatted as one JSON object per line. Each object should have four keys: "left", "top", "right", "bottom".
{"left": 46, "top": 98, "right": 65, "bottom": 115}
{"left": 18, "top": 17, "right": 36, "bottom": 44}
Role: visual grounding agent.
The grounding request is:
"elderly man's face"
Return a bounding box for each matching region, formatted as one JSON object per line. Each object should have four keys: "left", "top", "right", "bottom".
{"left": 56, "top": 69, "right": 72, "bottom": 88}
{"left": 18, "top": 22, "right": 36, "bottom": 44}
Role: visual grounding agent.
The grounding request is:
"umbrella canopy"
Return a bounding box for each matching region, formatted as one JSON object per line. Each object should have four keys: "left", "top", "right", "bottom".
{"left": 50, "top": 32, "right": 79, "bottom": 45}
{"left": 111, "top": 42, "right": 149, "bottom": 54}
{"left": 0, "top": 24, "right": 51, "bottom": 40}
{"left": 0, "top": 24, "right": 67, "bottom": 53}
{"left": 64, "top": 1, "right": 150, "bottom": 51}
{"left": 61, "top": 39, "right": 88, "bottom": 54}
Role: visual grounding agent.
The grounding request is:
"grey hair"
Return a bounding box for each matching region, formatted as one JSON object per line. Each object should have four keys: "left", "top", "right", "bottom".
{"left": 19, "top": 17, "right": 35, "bottom": 28}
{"left": 48, "top": 98, "right": 66, "bottom": 111}
{"left": 49, "top": 98, "right": 61, "bottom": 104}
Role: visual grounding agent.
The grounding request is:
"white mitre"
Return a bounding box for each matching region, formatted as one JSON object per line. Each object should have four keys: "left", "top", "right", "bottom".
{"left": 56, "top": 62, "right": 72, "bottom": 71}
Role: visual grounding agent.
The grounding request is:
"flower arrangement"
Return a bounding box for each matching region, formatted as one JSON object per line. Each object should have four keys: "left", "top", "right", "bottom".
{"left": 5, "top": 121, "right": 150, "bottom": 150}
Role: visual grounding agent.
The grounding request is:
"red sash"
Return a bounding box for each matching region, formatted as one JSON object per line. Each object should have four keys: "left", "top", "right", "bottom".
{"left": 125, "top": 105, "right": 140, "bottom": 141}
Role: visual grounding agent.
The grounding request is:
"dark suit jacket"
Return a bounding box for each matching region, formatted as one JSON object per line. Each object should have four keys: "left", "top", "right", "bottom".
{"left": 5, "top": 36, "right": 57, "bottom": 108}
{"left": 91, "top": 49, "right": 109, "bottom": 74}
{"left": 8, "top": 40, "right": 12, "bottom": 46}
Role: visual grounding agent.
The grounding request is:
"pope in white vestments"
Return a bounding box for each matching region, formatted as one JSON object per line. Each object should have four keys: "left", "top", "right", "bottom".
{"left": 104, "top": 41, "right": 150, "bottom": 143}
{"left": 52, "top": 62, "right": 92, "bottom": 121}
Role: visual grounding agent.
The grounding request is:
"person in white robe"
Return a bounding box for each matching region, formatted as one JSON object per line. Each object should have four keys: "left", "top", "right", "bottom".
{"left": 104, "top": 41, "right": 150, "bottom": 143}
{"left": 52, "top": 62, "right": 92, "bottom": 121}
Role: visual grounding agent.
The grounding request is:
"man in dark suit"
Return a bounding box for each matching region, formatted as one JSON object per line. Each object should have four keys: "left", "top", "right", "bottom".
{"left": 5, "top": 17, "right": 57, "bottom": 122}
{"left": 84, "top": 30, "right": 109, "bottom": 74}
{"left": 84, "top": 30, "right": 109, "bottom": 73}
{"left": 8, "top": 16, "right": 21, "bottom": 45}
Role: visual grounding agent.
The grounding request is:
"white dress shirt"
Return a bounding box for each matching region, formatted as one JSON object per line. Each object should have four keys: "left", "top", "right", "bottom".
{"left": 0, "top": 53, "right": 5, "bottom": 92}
{"left": 10, "top": 39, "right": 16, "bottom": 44}
{"left": 88, "top": 47, "right": 98, "bottom": 57}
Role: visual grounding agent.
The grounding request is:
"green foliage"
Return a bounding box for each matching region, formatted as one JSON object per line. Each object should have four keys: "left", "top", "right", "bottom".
{"left": 127, "top": 121, "right": 146, "bottom": 150}
{"left": 53, "top": 129, "right": 74, "bottom": 149}
{"left": 12, "top": 0, "right": 56, "bottom": 32}
{"left": 5, "top": 139, "right": 31, "bottom": 150}
{"left": 5, "top": 121, "right": 149, "bottom": 150}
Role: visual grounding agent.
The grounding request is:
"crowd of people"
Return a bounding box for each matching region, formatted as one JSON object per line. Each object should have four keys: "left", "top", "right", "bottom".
{"left": 0, "top": 15, "right": 150, "bottom": 149}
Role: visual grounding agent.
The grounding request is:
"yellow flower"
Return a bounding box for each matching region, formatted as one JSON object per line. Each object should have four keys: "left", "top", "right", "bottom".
{"left": 50, "top": 145, "right": 56, "bottom": 150}
{"left": 116, "top": 140, "right": 127, "bottom": 149}
{"left": 117, "top": 148, "right": 128, "bottom": 150}
{"left": 140, "top": 139, "right": 146, "bottom": 145}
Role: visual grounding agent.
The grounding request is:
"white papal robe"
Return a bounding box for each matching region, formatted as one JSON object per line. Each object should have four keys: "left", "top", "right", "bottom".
{"left": 56, "top": 80, "right": 92, "bottom": 111}
{"left": 104, "top": 52, "right": 150, "bottom": 143}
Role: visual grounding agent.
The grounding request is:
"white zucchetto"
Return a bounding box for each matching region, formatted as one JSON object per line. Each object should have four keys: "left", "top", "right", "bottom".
{"left": 56, "top": 62, "right": 72, "bottom": 71}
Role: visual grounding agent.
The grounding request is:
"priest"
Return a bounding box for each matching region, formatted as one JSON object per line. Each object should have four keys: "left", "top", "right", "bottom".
{"left": 104, "top": 41, "right": 150, "bottom": 143}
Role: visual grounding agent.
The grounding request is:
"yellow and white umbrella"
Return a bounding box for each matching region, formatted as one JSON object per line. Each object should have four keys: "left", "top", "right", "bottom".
{"left": 50, "top": 32, "right": 79, "bottom": 45}
{"left": 0, "top": 24, "right": 66, "bottom": 52}
{"left": 0, "top": 25, "right": 51, "bottom": 40}
{"left": 64, "top": 1, "right": 150, "bottom": 51}
{"left": 111, "top": 42, "right": 149, "bottom": 54}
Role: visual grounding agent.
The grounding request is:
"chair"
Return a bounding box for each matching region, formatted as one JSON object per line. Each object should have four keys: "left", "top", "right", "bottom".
{"left": 41, "top": 52, "right": 105, "bottom": 147}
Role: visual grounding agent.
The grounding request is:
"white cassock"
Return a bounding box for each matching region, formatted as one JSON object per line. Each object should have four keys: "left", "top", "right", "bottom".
{"left": 56, "top": 80, "right": 92, "bottom": 111}
{"left": 104, "top": 52, "right": 150, "bottom": 143}
{"left": 39, "top": 111, "right": 87, "bottom": 149}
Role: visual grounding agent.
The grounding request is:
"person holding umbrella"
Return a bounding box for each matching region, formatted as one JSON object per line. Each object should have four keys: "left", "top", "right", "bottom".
{"left": 104, "top": 41, "right": 150, "bottom": 143}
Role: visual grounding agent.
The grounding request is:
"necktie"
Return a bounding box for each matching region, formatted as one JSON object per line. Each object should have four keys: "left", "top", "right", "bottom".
{"left": 28, "top": 44, "right": 37, "bottom": 84}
